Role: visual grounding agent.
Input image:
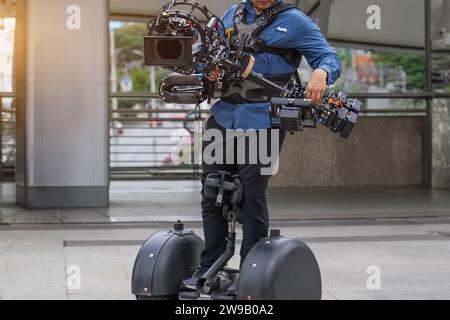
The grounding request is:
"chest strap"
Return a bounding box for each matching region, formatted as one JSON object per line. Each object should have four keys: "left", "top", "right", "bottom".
{"left": 232, "top": 1, "right": 302, "bottom": 68}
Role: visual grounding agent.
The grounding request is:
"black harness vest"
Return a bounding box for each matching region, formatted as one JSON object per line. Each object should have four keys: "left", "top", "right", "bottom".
{"left": 221, "top": 1, "right": 303, "bottom": 104}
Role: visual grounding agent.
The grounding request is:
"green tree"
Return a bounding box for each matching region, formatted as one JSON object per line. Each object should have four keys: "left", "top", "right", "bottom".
{"left": 130, "top": 69, "right": 150, "bottom": 92}
{"left": 114, "top": 23, "right": 147, "bottom": 68}
{"left": 337, "top": 48, "right": 352, "bottom": 70}
{"left": 114, "top": 23, "right": 170, "bottom": 90}
{"left": 113, "top": 22, "right": 171, "bottom": 111}
{"left": 374, "top": 53, "right": 426, "bottom": 91}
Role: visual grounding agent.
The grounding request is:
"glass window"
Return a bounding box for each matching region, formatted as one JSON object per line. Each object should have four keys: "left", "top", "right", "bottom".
{"left": 110, "top": 20, "right": 169, "bottom": 95}
{"left": 430, "top": 0, "right": 450, "bottom": 93}
{"left": 109, "top": 19, "right": 207, "bottom": 174}
{"left": 0, "top": 17, "right": 15, "bottom": 93}
{"left": 298, "top": 47, "right": 427, "bottom": 111}
{"left": 0, "top": 8, "right": 16, "bottom": 171}
{"left": 299, "top": 47, "right": 426, "bottom": 95}
{"left": 353, "top": 98, "right": 426, "bottom": 114}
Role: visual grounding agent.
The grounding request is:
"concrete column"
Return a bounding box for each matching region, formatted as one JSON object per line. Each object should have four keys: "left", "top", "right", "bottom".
{"left": 15, "top": 0, "right": 110, "bottom": 208}
{"left": 430, "top": 0, "right": 450, "bottom": 189}
{"left": 432, "top": 99, "right": 450, "bottom": 188}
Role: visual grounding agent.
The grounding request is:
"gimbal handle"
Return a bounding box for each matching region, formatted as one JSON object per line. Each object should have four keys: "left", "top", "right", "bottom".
{"left": 221, "top": 55, "right": 310, "bottom": 105}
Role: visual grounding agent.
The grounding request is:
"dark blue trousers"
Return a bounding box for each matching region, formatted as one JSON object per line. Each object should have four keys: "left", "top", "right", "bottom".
{"left": 200, "top": 116, "right": 286, "bottom": 270}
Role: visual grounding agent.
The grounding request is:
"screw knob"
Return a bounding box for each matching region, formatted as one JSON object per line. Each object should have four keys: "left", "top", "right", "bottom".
{"left": 269, "top": 229, "right": 281, "bottom": 237}
{"left": 173, "top": 220, "right": 184, "bottom": 231}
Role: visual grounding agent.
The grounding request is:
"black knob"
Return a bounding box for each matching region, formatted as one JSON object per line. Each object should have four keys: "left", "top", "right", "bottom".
{"left": 173, "top": 221, "right": 184, "bottom": 231}
{"left": 270, "top": 229, "right": 281, "bottom": 237}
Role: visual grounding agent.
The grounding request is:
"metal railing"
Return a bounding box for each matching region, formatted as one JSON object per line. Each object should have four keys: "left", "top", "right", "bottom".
{"left": 0, "top": 91, "right": 433, "bottom": 182}
{"left": 0, "top": 93, "right": 16, "bottom": 182}
{"left": 109, "top": 94, "right": 210, "bottom": 180}
{"left": 109, "top": 92, "right": 431, "bottom": 180}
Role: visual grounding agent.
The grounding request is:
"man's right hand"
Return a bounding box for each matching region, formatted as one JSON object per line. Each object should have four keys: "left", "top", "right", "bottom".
{"left": 306, "top": 68, "right": 328, "bottom": 104}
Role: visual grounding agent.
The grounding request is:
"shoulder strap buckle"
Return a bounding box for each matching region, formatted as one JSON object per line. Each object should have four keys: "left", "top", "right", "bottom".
{"left": 265, "top": 7, "right": 277, "bottom": 16}
{"left": 253, "top": 3, "right": 297, "bottom": 35}
{"left": 234, "top": 2, "right": 246, "bottom": 24}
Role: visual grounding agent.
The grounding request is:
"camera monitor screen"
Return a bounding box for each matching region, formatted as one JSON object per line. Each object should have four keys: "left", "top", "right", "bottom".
{"left": 144, "top": 36, "right": 193, "bottom": 68}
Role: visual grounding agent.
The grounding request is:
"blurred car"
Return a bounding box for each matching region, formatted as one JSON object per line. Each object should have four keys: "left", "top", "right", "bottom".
{"left": 148, "top": 119, "right": 164, "bottom": 127}
{"left": 110, "top": 121, "right": 124, "bottom": 136}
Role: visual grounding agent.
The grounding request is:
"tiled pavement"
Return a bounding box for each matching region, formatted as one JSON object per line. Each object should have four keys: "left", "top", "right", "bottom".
{"left": 1, "top": 219, "right": 450, "bottom": 300}
{"left": 1, "top": 181, "right": 450, "bottom": 300}
{"left": 1, "top": 181, "right": 450, "bottom": 224}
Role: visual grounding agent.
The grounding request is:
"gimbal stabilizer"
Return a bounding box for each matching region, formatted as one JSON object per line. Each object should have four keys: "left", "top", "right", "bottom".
{"left": 145, "top": 0, "right": 362, "bottom": 138}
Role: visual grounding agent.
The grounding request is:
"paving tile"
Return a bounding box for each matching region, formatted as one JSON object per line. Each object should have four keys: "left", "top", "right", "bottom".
{"left": 57, "top": 209, "right": 112, "bottom": 224}
{"left": 123, "top": 265, "right": 133, "bottom": 281}
{"left": 379, "top": 264, "right": 450, "bottom": 287}
{"left": 0, "top": 211, "right": 60, "bottom": 224}
{"left": 316, "top": 242, "right": 450, "bottom": 266}
{"left": 63, "top": 257, "right": 128, "bottom": 282}
{"left": 330, "top": 286, "right": 450, "bottom": 300}
{"left": 387, "top": 224, "right": 450, "bottom": 235}
{"left": 116, "top": 246, "right": 141, "bottom": 263}
{"left": 0, "top": 260, "right": 7, "bottom": 279}
{"left": 0, "top": 280, "right": 67, "bottom": 300}
{"left": 0, "top": 242, "right": 13, "bottom": 254}
{"left": 20, "top": 230, "right": 63, "bottom": 240}
{"left": 0, "top": 230, "right": 25, "bottom": 241}
{"left": 322, "top": 289, "right": 338, "bottom": 300}
{"left": 435, "top": 241, "right": 450, "bottom": 253}
{"left": 2, "top": 182, "right": 450, "bottom": 223}
{"left": 320, "top": 265, "right": 371, "bottom": 293}
{"left": 63, "top": 229, "right": 114, "bottom": 241}
{"left": 110, "top": 229, "right": 161, "bottom": 241}
{"left": 67, "top": 280, "right": 134, "bottom": 300}
{"left": 1, "top": 181, "right": 450, "bottom": 300}
{"left": 0, "top": 258, "right": 66, "bottom": 281}
{"left": 4, "top": 239, "right": 64, "bottom": 259}
{"left": 63, "top": 246, "right": 120, "bottom": 259}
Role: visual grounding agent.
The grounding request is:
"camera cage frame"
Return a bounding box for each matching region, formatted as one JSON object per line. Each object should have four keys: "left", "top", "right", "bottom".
{"left": 145, "top": 0, "right": 229, "bottom": 74}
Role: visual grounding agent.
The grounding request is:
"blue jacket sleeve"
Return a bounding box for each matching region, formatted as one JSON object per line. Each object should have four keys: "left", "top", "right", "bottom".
{"left": 287, "top": 11, "right": 341, "bottom": 85}
{"left": 218, "top": 5, "right": 239, "bottom": 37}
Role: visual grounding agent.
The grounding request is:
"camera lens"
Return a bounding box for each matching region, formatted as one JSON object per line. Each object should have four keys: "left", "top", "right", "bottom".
{"left": 157, "top": 39, "right": 183, "bottom": 59}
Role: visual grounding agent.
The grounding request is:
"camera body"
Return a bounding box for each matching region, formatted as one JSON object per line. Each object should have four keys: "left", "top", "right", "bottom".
{"left": 270, "top": 97, "right": 316, "bottom": 132}
{"left": 317, "top": 92, "right": 362, "bottom": 139}
{"left": 271, "top": 91, "right": 361, "bottom": 138}
{"left": 159, "top": 73, "right": 205, "bottom": 104}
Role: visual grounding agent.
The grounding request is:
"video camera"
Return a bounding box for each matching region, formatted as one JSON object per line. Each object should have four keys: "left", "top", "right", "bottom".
{"left": 144, "top": 0, "right": 362, "bottom": 138}
{"left": 145, "top": 1, "right": 228, "bottom": 74}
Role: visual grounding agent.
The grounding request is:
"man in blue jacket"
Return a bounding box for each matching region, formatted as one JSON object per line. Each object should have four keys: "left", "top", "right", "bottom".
{"left": 183, "top": 0, "right": 341, "bottom": 289}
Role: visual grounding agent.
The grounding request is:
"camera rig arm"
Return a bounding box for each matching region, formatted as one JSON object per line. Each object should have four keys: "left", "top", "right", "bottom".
{"left": 219, "top": 56, "right": 362, "bottom": 138}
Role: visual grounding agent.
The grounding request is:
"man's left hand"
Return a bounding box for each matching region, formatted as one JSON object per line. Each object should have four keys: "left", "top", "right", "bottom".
{"left": 306, "top": 69, "right": 328, "bottom": 104}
